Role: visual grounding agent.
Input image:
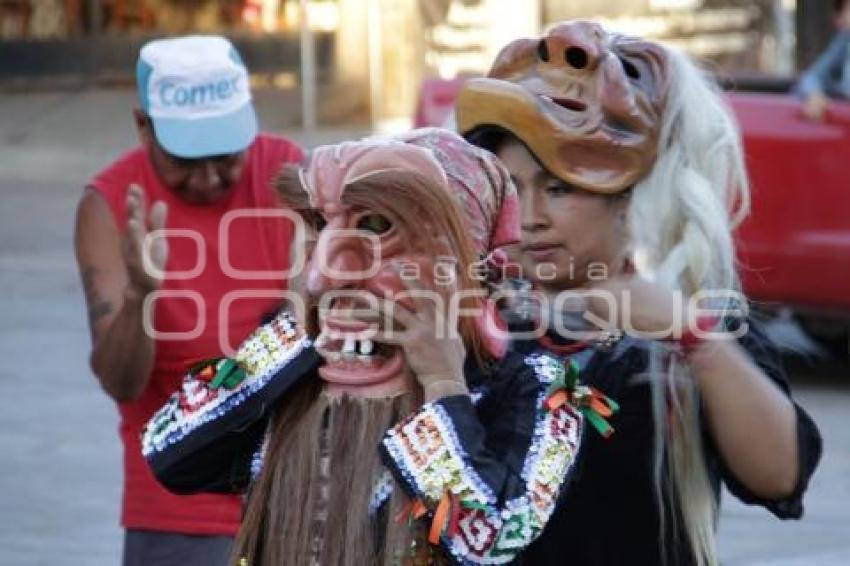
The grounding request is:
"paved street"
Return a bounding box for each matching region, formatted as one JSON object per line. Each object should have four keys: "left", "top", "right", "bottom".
{"left": 1, "top": 88, "right": 849, "bottom": 565}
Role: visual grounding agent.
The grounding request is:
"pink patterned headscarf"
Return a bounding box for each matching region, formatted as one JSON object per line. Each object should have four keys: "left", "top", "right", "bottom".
{"left": 298, "top": 128, "right": 520, "bottom": 256}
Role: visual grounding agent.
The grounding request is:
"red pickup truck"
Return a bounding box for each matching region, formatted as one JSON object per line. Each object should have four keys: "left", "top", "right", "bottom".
{"left": 416, "top": 79, "right": 850, "bottom": 352}
{"left": 731, "top": 94, "right": 850, "bottom": 313}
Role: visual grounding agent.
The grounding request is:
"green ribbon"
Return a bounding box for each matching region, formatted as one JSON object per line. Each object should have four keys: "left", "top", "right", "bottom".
{"left": 602, "top": 395, "right": 620, "bottom": 414}
{"left": 543, "top": 358, "right": 619, "bottom": 438}
{"left": 544, "top": 359, "right": 579, "bottom": 400}
{"left": 208, "top": 358, "right": 248, "bottom": 390}
{"left": 564, "top": 359, "right": 579, "bottom": 390}
{"left": 460, "top": 499, "right": 489, "bottom": 511}
{"left": 582, "top": 408, "right": 614, "bottom": 438}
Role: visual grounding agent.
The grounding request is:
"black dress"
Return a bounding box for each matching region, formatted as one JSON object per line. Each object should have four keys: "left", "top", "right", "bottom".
{"left": 513, "top": 319, "right": 823, "bottom": 566}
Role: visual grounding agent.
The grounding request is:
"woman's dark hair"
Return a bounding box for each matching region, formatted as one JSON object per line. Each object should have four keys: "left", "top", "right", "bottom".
{"left": 837, "top": 0, "right": 848, "bottom": 13}
{"left": 463, "top": 126, "right": 514, "bottom": 155}
{"left": 464, "top": 126, "right": 547, "bottom": 171}
{"left": 464, "top": 125, "right": 632, "bottom": 202}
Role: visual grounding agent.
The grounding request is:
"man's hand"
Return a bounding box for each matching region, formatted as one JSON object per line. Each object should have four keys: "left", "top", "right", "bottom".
{"left": 802, "top": 92, "right": 828, "bottom": 122}
{"left": 75, "top": 186, "right": 163, "bottom": 401}
{"left": 123, "top": 184, "right": 169, "bottom": 299}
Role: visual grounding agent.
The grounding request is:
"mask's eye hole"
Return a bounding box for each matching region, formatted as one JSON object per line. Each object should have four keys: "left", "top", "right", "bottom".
{"left": 619, "top": 57, "right": 640, "bottom": 80}
{"left": 357, "top": 213, "right": 393, "bottom": 235}
{"left": 537, "top": 39, "right": 550, "bottom": 62}
{"left": 565, "top": 47, "right": 588, "bottom": 69}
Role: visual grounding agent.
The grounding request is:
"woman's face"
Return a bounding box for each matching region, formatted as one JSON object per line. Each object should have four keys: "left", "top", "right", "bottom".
{"left": 497, "top": 139, "right": 629, "bottom": 294}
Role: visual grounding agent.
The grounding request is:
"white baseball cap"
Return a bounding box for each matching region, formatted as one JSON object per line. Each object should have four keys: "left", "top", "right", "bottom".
{"left": 136, "top": 35, "right": 258, "bottom": 158}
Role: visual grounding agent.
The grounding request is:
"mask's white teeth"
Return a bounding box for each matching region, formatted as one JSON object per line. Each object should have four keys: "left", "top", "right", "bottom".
{"left": 327, "top": 352, "right": 342, "bottom": 363}
{"left": 359, "top": 339, "right": 374, "bottom": 356}
{"left": 314, "top": 332, "right": 328, "bottom": 349}
{"left": 342, "top": 337, "right": 356, "bottom": 355}
{"left": 540, "top": 94, "right": 553, "bottom": 103}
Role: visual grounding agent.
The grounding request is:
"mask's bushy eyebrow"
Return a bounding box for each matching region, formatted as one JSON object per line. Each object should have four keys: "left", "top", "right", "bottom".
{"left": 340, "top": 178, "right": 422, "bottom": 222}
{"left": 275, "top": 165, "right": 312, "bottom": 211}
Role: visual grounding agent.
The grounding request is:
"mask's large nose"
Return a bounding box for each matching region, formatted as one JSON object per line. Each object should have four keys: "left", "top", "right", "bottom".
{"left": 538, "top": 21, "right": 605, "bottom": 72}
{"left": 305, "top": 226, "right": 376, "bottom": 296}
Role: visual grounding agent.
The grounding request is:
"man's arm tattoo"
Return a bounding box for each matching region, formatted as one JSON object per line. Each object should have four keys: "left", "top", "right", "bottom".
{"left": 81, "top": 266, "right": 113, "bottom": 333}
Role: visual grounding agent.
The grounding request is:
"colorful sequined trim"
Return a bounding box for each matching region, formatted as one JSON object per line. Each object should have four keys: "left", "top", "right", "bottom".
{"left": 382, "top": 355, "right": 583, "bottom": 565}
{"left": 521, "top": 354, "right": 584, "bottom": 524}
{"left": 368, "top": 386, "right": 489, "bottom": 521}
{"left": 142, "top": 311, "right": 309, "bottom": 458}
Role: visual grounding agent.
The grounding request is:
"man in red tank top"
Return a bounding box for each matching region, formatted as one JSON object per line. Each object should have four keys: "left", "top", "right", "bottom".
{"left": 73, "top": 35, "right": 303, "bottom": 566}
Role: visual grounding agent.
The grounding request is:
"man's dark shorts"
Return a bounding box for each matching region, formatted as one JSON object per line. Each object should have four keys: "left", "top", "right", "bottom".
{"left": 123, "top": 529, "right": 233, "bottom": 566}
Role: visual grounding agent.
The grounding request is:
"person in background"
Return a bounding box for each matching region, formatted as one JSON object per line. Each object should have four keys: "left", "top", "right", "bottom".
{"left": 796, "top": 0, "right": 850, "bottom": 120}
{"left": 73, "top": 35, "right": 302, "bottom": 566}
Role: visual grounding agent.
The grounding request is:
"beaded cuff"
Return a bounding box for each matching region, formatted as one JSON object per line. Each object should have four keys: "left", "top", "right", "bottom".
{"left": 382, "top": 354, "right": 583, "bottom": 565}
{"left": 142, "top": 311, "right": 310, "bottom": 459}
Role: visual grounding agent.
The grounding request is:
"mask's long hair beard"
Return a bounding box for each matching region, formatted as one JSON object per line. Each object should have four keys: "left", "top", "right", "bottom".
{"left": 233, "top": 381, "right": 420, "bottom": 566}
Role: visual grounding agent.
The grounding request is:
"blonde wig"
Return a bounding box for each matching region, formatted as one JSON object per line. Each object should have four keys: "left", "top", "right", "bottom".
{"left": 628, "top": 46, "right": 750, "bottom": 566}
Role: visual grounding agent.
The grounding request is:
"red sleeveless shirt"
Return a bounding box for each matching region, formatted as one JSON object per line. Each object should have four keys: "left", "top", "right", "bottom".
{"left": 89, "top": 133, "right": 302, "bottom": 535}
